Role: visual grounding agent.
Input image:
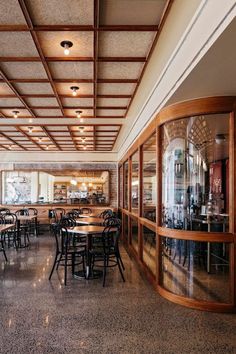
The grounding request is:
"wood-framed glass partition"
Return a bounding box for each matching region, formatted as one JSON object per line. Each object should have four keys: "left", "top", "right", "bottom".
{"left": 118, "top": 96, "right": 236, "bottom": 312}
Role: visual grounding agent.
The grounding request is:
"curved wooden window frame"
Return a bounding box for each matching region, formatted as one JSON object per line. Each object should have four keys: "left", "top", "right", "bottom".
{"left": 118, "top": 96, "right": 236, "bottom": 312}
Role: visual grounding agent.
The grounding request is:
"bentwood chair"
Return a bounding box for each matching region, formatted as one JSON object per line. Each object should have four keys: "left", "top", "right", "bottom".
{"left": 0, "top": 215, "right": 7, "bottom": 261}
{"left": 3, "top": 213, "right": 18, "bottom": 249}
{"left": 89, "top": 226, "right": 125, "bottom": 287}
{"left": 49, "top": 224, "right": 86, "bottom": 285}
{"left": 80, "top": 207, "right": 92, "bottom": 215}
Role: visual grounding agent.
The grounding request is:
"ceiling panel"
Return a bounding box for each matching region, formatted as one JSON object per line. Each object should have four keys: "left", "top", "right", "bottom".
{"left": 14, "top": 83, "right": 54, "bottom": 95}
{"left": 98, "top": 62, "right": 144, "bottom": 79}
{"left": 0, "top": 0, "right": 171, "bottom": 151}
{"left": 49, "top": 62, "right": 93, "bottom": 79}
{"left": 38, "top": 31, "right": 94, "bottom": 57}
{"left": 25, "top": 0, "right": 94, "bottom": 25}
{"left": 0, "top": 62, "right": 48, "bottom": 79}
{"left": 99, "top": 0, "right": 167, "bottom": 25}
{"left": 98, "top": 31, "right": 155, "bottom": 57}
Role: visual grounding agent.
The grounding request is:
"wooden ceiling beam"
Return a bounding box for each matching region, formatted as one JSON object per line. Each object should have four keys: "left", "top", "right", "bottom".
{"left": 0, "top": 106, "right": 126, "bottom": 109}
{"left": 18, "top": 0, "right": 65, "bottom": 117}
{"left": 0, "top": 56, "right": 146, "bottom": 62}
{"left": 15, "top": 127, "right": 44, "bottom": 150}
{"left": 0, "top": 69, "right": 36, "bottom": 117}
{"left": 0, "top": 94, "right": 131, "bottom": 99}
{"left": 0, "top": 131, "right": 27, "bottom": 150}
{"left": 67, "top": 126, "right": 79, "bottom": 151}
{"left": 0, "top": 78, "right": 137, "bottom": 83}
{"left": 41, "top": 126, "right": 62, "bottom": 150}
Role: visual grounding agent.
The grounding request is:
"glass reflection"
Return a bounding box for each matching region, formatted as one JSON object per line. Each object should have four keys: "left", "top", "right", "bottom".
{"left": 124, "top": 161, "right": 129, "bottom": 210}
{"left": 162, "top": 114, "right": 229, "bottom": 232}
{"left": 131, "top": 151, "right": 139, "bottom": 214}
{"left": 143, "top": 134, "right": 156, "bottom": 222}
{"left": 131, "top": 217, "right": 138, "bottom": 254}
{"left": 161, "top": 237, "right": 230, "bottom": 303}
{"left": 123, "top": 214, "right": 129, "bottom": 245}
{"left": 143, "top": 226, "right": 156, "bottom": 275}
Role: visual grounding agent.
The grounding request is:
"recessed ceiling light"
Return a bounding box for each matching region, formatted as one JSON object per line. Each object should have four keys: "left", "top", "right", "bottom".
{"left": 60, "top": 40, "right": 73, "bottom": 55}
{"left": 8, "top": 145, "right": 12, "bottom": 150}
{"left": 75, "top": 110, "right": 82, "bottom": 118}
{"left": 45, "top": 145, "right": 49, "bottom": 150}
{"left": 70, "top": 86, "right": 79, "bottom": 96}
{"left": 12, "top": 110, "right": 19, "bottom": 118}
{"left": 83, "top": 145, "right": 87, "bottom": 150}
{"left": 28, "top": 118, "right": 33, "bottom": 123}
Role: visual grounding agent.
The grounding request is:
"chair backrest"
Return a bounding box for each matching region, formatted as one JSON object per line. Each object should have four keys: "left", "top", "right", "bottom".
{"left": 4, "top": 212, "right": 17, "bottom": 226}
{"left": 52, "top": 208, "right": 66, "bottom": 222}
{"left": 51, "top": 223, "right": 71, "bottom": 254}
{"left": 15, "top": 209, "right": 29, "bottom": 216}
{"left": 0, "top": 208, "right": 10, "bottom": 215}
{"left": 104, "top": 217, "right": 121, "bottom": 229}
{"left": 0, "top": 215, "right": 5, "bottom": 225}
{"left": 28, "top": 207, "right": 38, "bottom": 216}
{"left": 60, "top": 216, "right": 76, "bottom": 228}
{"left": 101, "top": 226, "right": 120, "bottom": 253}
{"left": 99, "top": 209, "right": 113, "bottom": 219}
{"left": 80, "top": 207, "right": 92, "bottom": 214}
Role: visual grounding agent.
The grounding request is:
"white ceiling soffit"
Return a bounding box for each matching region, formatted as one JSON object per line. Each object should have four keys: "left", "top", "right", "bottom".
{"left": 116, "top": 0, "right": 236, "bottom": 160}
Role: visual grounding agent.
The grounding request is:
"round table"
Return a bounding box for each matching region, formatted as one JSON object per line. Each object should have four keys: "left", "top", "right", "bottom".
{"left": 75, "top": 217, "right": 104, "bottom": 226}
{"left": 67, "top": 226, "right": 115, "bottom": 279}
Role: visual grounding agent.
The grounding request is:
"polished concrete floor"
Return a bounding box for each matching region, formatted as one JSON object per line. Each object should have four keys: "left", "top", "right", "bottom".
{"left": 0, "top": 234, "right": 236, "bottom": 354}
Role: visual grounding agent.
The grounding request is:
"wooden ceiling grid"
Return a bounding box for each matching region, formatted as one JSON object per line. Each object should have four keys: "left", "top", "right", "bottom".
{"left": 0, "top": 0, "right": 172, "bottom": 151}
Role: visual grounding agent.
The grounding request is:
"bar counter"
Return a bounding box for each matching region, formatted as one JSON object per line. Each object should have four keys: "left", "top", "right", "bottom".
{"left": 0, "top": 203, "right": 115, "bottom": 224}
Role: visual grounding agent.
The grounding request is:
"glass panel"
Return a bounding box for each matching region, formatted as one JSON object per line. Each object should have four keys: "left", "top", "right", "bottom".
{"left": 119, "top": 166, "right": 123, "bottom": 208}
{"left": 123, "top": 214, "right": 129, "bottom": 245}
{"left": 131, "top": 151, "right": 139, "bottom": 214}
{"left": 162, "top": 114, "right": 229, "bottom": 232}
{"left": 143, "top": 133, "right": 156, "bottom": 222}
{"left": 124, "top": 161, "right": 129, "bottom": 210}
{"left": 131, "top": 217, "right": 138, "bottom": 254}
{"left": 160, "top": 237, "right": 230, "bottom": 303}
{"left": 143, "top": 226, "right": 156, "bottom": 275}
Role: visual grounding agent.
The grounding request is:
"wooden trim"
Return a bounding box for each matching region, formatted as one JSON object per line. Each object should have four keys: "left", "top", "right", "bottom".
{"left": 157, "top": 286, "right": 235, "bottom": 313}
{"left": 157, "top": 227, "right": 234, "bottom": 242}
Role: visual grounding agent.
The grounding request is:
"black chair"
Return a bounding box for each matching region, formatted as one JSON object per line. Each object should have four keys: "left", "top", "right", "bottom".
{"left": 27, "top": 208, "right": 39, "bottom": 236}
{"left": 103, "top": 218, "right": 124, "bottom": 270}
{"left": 49, "top": 224, "right": 86, "bottom": 285}
{"left": 99, "top": 209, "right": 113, "bottom": 219}
{"left": 15, "top": 209, "right": 30, "bottom": 246}
{"left": 0, "top": 215, "right": 7, "bottom": 261}
{"left": 89, "top": 226, "right": 125, "bottom": 287}
{"left": 3, "top": 213, "right": 18, "bottom": 249}
{"left": 52, "top": 208, "right": 66, "bottom": 223}
{"left": 0, "top": 208, "right": 10, "bottom": 215}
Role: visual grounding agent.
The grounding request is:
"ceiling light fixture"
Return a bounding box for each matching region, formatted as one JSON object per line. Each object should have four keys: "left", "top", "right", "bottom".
{"left": 12, "top": 110, "right": 19, "bottom": 118}
{"left": 28, "top": 126, "right": 33, "bottom": 134}
{"left": 38, "top": 137, "right": 42, "bottom": 143}
{"left": 28, "top": 118, "right": 33, "bottom": 123}
{"left": 8, "top": 145, "right": 12, "bottom": 150}
{"left": 79, "top": 126, "right": 85, "bottom": 133}
{"left": 215, "top": 134, "right": 226, "bottom": 145}
{"left": 60, "top": 40, "right": 73, "bottom": 56}
{"left": 76, "top": 110, "right": 82, "bottom": 118}
{"left": 70, "top": 86, "right": 79, "bottom": 96}
{"left": 45, "top": 145, "right": 49, "bottom": 150}
{"left": 83, "top": 145, "right": 87, "bottom": 150}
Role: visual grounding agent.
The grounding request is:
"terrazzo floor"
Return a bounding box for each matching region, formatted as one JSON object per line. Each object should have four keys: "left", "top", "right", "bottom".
{"left": 0, "top": 234, "right": 235, "bottom": 354}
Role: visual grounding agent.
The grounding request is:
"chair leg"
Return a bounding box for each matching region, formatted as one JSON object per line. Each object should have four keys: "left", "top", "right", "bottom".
{"left": 102, "top": 255, "right": 107, "bottom": 287}
{"left": 56, "top": 253, "right": 63, "bottom": 269}
{"left": 72, "top": 253, "right": 75, "bottom": 275}
{"left": 64, "top": 252, "right": 68, "bottom": 286}
{"left": 49, "top": 252, "right": 59, "bottom": 280}
{"left": 117, "top": 249, "right": 125, "bottom": 270}
{"left": 117, "top": 256, "right": 125, "bottom": 282}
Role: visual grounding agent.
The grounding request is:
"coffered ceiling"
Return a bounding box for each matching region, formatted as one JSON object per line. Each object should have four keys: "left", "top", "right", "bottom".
{"left": 0, "top": 0, "right": 172, "bottom": 151}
